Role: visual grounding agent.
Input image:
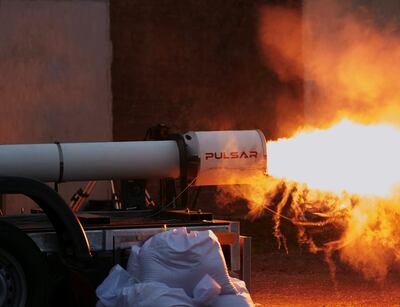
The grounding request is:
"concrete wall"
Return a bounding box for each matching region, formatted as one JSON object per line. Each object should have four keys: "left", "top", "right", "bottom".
{"left": 0, "top": 0, "right": 112, "bottom": 213}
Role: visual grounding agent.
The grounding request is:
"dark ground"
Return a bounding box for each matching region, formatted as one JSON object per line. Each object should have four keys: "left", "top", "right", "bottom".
{"left": 240, "top": 217, "right": 400, "bottom": 306}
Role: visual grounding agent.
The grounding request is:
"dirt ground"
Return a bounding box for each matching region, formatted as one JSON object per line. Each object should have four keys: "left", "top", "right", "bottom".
{"left": 240, "top": 217, "right": 400, "bottom": 307}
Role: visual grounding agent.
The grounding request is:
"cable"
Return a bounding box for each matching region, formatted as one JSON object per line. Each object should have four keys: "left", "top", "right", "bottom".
{"left": 263, "top": 204, "right": 340, "bottom": 228}
{"left": 147, "top": 177, "right": 198, "bottom": 217}
{"left": 263, "top": 205, "right": 293, "bottom": 223}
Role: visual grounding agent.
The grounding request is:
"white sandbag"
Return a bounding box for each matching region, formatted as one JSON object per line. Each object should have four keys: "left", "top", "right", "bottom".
{"left": 118, "top": 282, "right": 195, "bottom": 307}
{"left": 97, "top": 265, "right": 223, "bottom": 307}
{"left": 210, "top": 277, "right": 254, "bottom": 307}
{"left": 96, "top": 265, "right": 135, "bottom": 307}
{"left": 126, "top": 244, "right": 141, "bottom": 278}
{"left": 134, "top": 227, "right": 237, "bottom": 296}
{"left": 192, "top": 274, "right": 221, "bottom": 306}
{"left": 120, "top": 274, "right": 221, "bottom": 307}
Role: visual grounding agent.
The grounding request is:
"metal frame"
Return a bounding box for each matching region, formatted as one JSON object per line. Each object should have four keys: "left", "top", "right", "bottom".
{"left": 0, "top": 176, "right": 251, "bottom": 290}
{"left": 0, "top": 177, "right": 91, "bottom": 264}
{"left": 28, "top": 220, "right": 252, "bottom": 288}
{"left": 240, "top": 236, "right": 252, "bottom": 291}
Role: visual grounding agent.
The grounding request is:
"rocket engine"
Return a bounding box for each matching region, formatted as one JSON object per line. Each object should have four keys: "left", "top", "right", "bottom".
{"left": 0, "top": 130, "right": 267, "bottom": 186}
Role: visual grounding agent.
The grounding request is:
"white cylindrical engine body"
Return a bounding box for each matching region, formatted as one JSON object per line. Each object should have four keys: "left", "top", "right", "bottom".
{"left": 184, "top": 130, "right": 267, "bottom": 186}
{"left": 0, "top": 141, "right": 180, "bottom": 182}
{"left": 0, "top": 130, "right": 267, "bottom": 185}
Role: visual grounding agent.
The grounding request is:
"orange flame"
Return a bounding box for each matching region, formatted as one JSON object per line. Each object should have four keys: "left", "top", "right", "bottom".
{"left": 219, "top": 120, "right": 400, "bottom": 280}
{"left": 265, "top": 120, "right": 400, "bottom": 281}
{"left": 221, "top": 2, "right": 400, "bottom": 282}
{"left": 268, "top": 119, "right": 400, "bottom": 197}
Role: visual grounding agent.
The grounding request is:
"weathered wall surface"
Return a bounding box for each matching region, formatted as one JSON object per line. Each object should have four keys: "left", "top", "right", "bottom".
{"left": 110, "top": 1, "right": 304, "bottom": 142}
{"left": 110, "top": 0, "right": 304, "bottom": 214}
{"left": 0, "top": 0, "right": 112, "bottom": 213}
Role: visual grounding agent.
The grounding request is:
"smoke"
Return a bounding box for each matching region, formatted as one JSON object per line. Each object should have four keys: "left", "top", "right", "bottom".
{"left": 218, "top": 1, "right": 400, "bottom": 282}
{"left": 258, "top": 0, "right": 400, "bottom": 131}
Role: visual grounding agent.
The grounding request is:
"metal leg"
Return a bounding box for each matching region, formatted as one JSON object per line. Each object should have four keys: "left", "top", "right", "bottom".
{"left": 240, "top": 235, "right": 252, "bottom": 292}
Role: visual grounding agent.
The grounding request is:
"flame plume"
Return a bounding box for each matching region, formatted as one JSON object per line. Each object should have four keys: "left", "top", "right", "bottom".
{"left": 268, "top": 120, "right": 400, "bottom": 197}
{"left": 219, "top": 120, "right": 400, "bottom": 281}
{"left": 220, "top": 1, "right": 400, "bottom": 282}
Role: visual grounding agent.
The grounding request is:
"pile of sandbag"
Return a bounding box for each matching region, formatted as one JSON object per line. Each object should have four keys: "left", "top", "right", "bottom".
{"left": 96, "top": 227, "right": 254, "bottom": 307}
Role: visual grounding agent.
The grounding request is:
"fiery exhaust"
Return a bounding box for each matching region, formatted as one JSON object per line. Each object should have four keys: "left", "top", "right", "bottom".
{"left": 219, "top": 119, "right": 400, "bottom": 281}
{"left": 268, "top": 119, "right": 400, "bottom": 197}
{"left": 266, "top": 119, "right": 400, "bottom": 281}
{"left": 219, "top": 1, "right": 400, "bottom": 283}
